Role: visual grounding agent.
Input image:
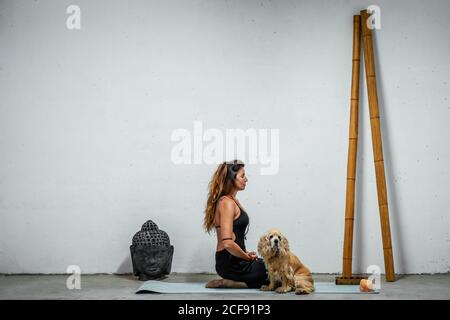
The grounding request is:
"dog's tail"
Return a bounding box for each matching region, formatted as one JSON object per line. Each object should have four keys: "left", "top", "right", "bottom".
{"left": 294, "top": 274, "right": 315, "bottom": 294}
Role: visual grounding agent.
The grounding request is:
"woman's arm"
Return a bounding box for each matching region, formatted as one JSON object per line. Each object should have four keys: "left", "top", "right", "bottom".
{"left": 218, "top": 200, "right": 254, "bottom": 261}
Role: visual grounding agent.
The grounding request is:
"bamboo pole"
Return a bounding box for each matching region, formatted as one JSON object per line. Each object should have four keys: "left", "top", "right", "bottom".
{"left": 342, "top": 15, "right": 361, "bottom": 278}
{"left": 360, "top": 9, "right": 395, "bottom": 282}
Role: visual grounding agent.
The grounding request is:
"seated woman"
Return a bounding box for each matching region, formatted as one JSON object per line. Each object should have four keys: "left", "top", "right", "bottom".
{"left": 203, "top": 160, "right": 270, "bottom": 289}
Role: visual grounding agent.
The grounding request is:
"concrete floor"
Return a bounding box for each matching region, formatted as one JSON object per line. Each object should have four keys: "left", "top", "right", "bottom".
{"left": 0, "top": 273, "right": 449, "bottom": 300}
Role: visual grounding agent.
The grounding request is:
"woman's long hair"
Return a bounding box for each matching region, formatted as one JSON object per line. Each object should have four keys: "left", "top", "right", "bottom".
{"left": 203, "top": 160, "right": 244, "bottom": 234}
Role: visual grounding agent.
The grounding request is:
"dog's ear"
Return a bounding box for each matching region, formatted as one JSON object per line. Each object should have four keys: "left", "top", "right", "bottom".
{"left": 281, "top": 235, "right": 290, "bottom": 251}
{"left": 257, "top": 235, "right": 264, "bottom": 253}
{"left": 257, "top": 234, "right": 268, "bottom": 255}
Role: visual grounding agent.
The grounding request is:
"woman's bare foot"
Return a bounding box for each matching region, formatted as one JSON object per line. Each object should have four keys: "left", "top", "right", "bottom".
{"left": 223, "top": 279, "right": 248, "bottom": 288}
{"left": 205, "top": 278, "right": 225, "bottom": 288}
{"left": 205, "top": 278, "right": 247, "bottom": 288}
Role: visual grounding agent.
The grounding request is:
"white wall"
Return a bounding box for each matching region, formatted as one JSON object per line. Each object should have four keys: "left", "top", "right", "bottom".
{"left": 0, "top": 0, "right": 449, "bottom": 275}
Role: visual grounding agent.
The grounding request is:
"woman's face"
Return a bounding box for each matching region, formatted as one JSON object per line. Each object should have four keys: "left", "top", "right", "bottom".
{"left": 234, "top": 167, "right": 248, "bottom": 190}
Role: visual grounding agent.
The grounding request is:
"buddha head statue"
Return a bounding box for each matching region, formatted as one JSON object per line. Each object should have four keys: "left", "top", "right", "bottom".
{"left": 130, "top": 220, "right": 174, "bottom": 281}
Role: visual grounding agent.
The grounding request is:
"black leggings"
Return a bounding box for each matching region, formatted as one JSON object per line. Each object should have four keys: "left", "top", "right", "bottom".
{"left": 215, "top": 249, "right": 270, "bottom": 289}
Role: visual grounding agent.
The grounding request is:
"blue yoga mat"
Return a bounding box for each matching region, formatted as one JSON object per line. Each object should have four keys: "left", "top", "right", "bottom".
{"left": 136, "top": 281, "right": 379, "bottom": 294}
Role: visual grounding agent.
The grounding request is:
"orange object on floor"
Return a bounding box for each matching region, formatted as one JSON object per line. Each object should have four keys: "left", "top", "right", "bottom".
{"left": 359, "top": 279, "right": 374, "bottom": 292}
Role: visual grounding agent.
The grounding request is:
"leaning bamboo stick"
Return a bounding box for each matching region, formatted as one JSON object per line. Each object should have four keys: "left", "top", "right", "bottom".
{"left": 360, "top": 9, "right": 395, "bottom": 282}
{"left": 342, "top": 15, "right": 361, "bottom": 278}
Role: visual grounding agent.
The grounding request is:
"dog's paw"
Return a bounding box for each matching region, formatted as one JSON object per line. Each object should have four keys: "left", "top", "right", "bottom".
{"left": 295, "top": 287, "right": 314, "bottom": 295}
{"left": 275, "top": 286, "right": 291, "bottom": 294}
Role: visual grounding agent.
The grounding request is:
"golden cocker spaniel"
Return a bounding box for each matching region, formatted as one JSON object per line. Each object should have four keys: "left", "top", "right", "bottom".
{"left": 257, "top": 228, "right": 314, "bottom": 294}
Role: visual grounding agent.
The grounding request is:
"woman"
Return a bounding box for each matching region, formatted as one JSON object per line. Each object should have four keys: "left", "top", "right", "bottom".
{"left": 203, "top": 160, "right": 270, "bottom": 289}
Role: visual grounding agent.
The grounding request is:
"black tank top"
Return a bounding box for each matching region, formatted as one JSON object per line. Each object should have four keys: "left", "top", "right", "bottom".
{"left": 216, "top": 196, "right": 250, "bottom": 252}
{"left": 232, "top": 208, "right": 249, "bottom": 251}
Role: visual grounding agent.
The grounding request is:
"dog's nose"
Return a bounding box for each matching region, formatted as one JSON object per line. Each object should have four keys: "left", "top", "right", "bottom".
{"left": 274, "top": 239, "right": 279, "bottom": 244}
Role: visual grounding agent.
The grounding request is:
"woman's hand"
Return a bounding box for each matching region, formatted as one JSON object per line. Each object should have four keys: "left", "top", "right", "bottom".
{"left": 247, "top": 251, "right": 257, "bottom": 260}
